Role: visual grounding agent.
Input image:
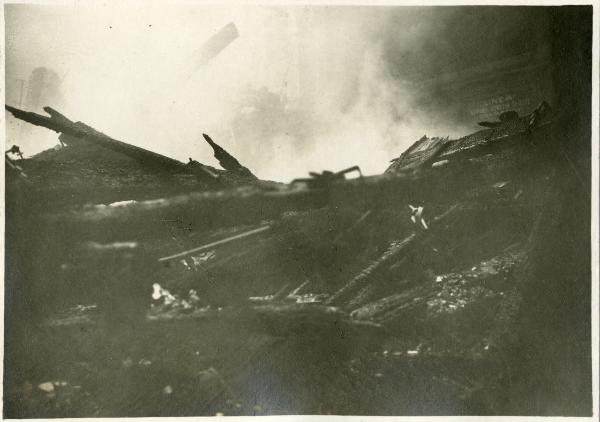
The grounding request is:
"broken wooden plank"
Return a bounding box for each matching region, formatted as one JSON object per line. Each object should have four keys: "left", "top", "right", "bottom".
{"left": 158, "top": 225, "right": 271, "bottom": 263}
{"left": 326, "top": 204, "right": 460, "bottom": 306}
{"left": 202, "top": 133, "right": 257, "bottom": 180}
{"left": 349, "top": 285, "right": 431, "bottom": 323}
{"left": 326, "top": 233, "right": 417, "bottom": 306}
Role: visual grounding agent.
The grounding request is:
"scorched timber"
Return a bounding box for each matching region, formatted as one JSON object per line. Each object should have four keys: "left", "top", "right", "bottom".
{"left": 5, "top": 105, "right": 236, "bottom": 183}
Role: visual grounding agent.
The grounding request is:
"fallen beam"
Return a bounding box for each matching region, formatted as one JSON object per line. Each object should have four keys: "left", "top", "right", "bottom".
{"left": 326, "top": 204, "right": 459, "bottom": 306}
{"left": 326, "top": 233, "right": 417, "bottom": 306}
{"left": 158, "top": 224, "right": 271, "bottom": 263}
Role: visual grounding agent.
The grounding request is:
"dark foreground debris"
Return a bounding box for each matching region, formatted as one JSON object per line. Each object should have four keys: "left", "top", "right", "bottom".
{"left": 3, "top": 96, "right": 591, "bottom": 417}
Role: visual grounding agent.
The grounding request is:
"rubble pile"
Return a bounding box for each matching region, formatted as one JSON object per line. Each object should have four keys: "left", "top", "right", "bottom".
{"left": 3, "top": 99, "right": 590, "bottom": 416}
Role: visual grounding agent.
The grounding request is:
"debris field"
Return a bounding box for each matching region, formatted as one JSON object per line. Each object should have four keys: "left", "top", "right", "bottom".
{"left": 3, "top": 99, "right": 592, "bottom": 416}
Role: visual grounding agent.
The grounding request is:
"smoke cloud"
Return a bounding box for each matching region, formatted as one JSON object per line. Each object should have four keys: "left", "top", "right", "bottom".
{"left": 4, "top": 4, "right": 551, "bottom": 182}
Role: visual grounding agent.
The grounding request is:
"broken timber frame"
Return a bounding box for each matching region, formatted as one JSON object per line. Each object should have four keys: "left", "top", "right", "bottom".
{"left": 5, "top": 105, "right": 256, "bottom": 183}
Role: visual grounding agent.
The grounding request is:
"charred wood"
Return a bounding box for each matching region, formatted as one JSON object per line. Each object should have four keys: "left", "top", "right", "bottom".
{"left": 202, "top": 133, "right": 257, "bottom": 180}
{"left": 326, "top": 204, "right": 459, "bottom": 307}
{"left": 5, "top": 105, "right": 224, "bottom": 183}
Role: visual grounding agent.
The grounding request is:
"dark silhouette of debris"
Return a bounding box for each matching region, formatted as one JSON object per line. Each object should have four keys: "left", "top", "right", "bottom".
{"left": 4, "top": 96, "right": 591, "bottom": 417}
{"left": 6, "top": 144, "right": 24, "bottom": 159}
{"left": 202, "top": 133, "right": 257, "bottom": 180}
{"left": 291, "top": 166, "right": 362, "bottom": 189}
{"left": 5, "top": 104, "right": 236, "bottom": 185}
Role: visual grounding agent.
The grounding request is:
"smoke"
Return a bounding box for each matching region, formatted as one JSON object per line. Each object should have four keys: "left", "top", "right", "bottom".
{"left": 265, "top": 42, "right": 457, "bottom": 181}
{"left": 4, "top": 5, "right": 550, "bottom": 182}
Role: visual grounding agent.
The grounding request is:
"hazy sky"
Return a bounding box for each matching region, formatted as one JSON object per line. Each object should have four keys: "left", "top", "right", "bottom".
{"left": 4, "top": 4, "right": 550, "bottom": 181}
